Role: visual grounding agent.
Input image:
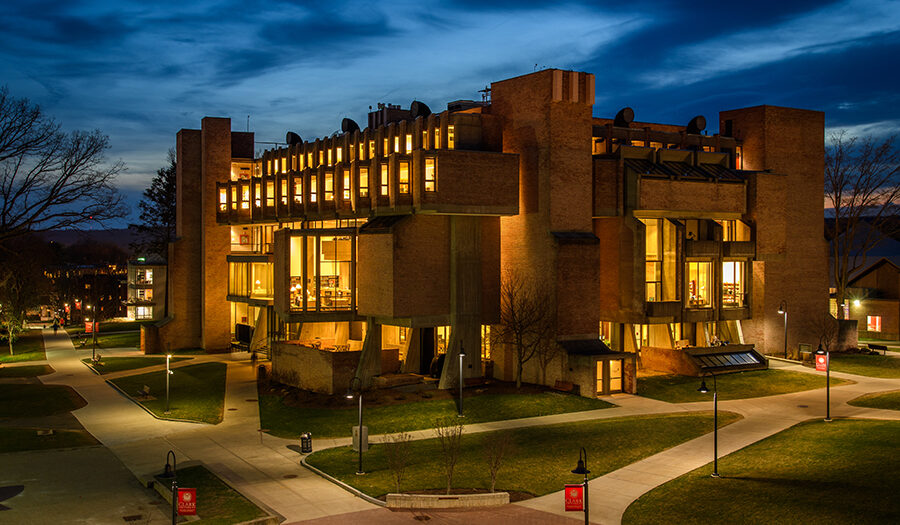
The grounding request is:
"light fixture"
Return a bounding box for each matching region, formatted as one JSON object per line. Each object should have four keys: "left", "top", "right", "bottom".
{"left": 853, "top": 299, "right": 861, "bottom": 307}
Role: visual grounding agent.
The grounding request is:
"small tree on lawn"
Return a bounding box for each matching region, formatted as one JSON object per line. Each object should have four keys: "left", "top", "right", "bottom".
{"left": 492, "top": 267, "right": 555, "bottom": 388}
{"left": 434, "top": 417, "right": 464, "bottom": 495}
{"left": 382, "top": 431, "right": 414, "bottom": 493}
{"left": 534, "top": 338, "right": 563, "bottom": 386}
{"left": 808, "top": 312, "right": 840, "bottom": 354}
{"left": 483, "top": 431, "right": 515, "bottom": 493}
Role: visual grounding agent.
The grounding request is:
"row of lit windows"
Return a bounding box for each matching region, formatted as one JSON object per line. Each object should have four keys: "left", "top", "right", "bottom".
{"left": 263, "top": 126, "right": 455, "bottom": 176}
{"left": 220, "top": 158, "right": 437, "bottom": 212}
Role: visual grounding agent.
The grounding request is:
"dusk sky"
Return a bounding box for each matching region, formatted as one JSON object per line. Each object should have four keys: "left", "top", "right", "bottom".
{"left": 2, "top": 0, "right": 899, "bottom": 224}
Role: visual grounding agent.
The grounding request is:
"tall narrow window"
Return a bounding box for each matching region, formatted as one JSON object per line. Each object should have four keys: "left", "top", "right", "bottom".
{"left": 405, "top": 134, "right": 412, "bottom": 153}
{"left": 292, "top": 154, "right": 297, "bottom": 171}
{"left": 425, "top": 157, "right": 436, "bottom": 192}
{"left": 241, "top": 185, "right": 250, "bottom": 209}
{"left": 342, "top": 172, "right": 351, "bottom": 200}
{"left": 359, "top": 166, "right": 369, "bottom": 197}
{"left": 645, "top": 219, "right": 662, "bottom": 302}
{"left": 310, "top": 175, "right": 318, "bottom": 203}
{"left": 281, "top": 180, "right": 288, "bottom": 205}
{"left": 254, "top": 184, "right": 261, "bottom": 207}
{"left": 383, "top": 137, "right": 389, "bottom": 157}
{"left": 318, "top": 150, "right": 324, "bottom": 166}
{"left": 324, "top": 171, "right": 334, "bottom": 201}
{"left": 358, "top": 142, "right": 365, "bottom": 160}
{"left": 231, "top": 186, "right": 238, "bottom": 209}
{"left": 394, "top": 135, "right": 400, "bottom": 153}
{"left": 281, "top": 157, "right": 287, "bottom": 174}
{"left": 268, "top": 160, "right": 274, "bottom": 175}
{"left": 219, "top": 188, "right": 227, "bottom": 211}
{"left": 380, "top": 164, "right": 389, "bottom": 196}
{"left": 327, "top": 148, "right": 333, "bottom": 166}
{"left": 687, "top": 261, "right": 712, "bottom": 308}
{"left": 448, "top": 125, "right": 456, "bottom": 149}
{"left": 722, "top": 261, "right": 745, "bottom": 307}
{"left": 293, "top": 180, "right": 303, "bottom": 203}
{"left": 299, "top": 152, "right": 305, "bottom": 171}
{"left": 336, "top": 147, "right": 342, "bottom": 163}
{"left": 368, "top": 140, "right": 375, "bottom": 159}
{"left": 307, "top": 152, "right": 313, "bottom": 169}
{"left": 422, "top": 130, "right": 428, "bottom": 149}
{"left": 434, "top": 128, "right": 441, "bottom": 149}
{"left": 399, "top": 162, "right": 410, "bottom": 194}
{"left": 266, "top": 181, "right": 275, "bottom": 207}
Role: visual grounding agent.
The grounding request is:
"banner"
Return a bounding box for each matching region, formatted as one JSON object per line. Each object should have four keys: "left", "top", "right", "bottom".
{"left": 177, "top": 488, "right": 197, "bottom": 516}
{"left": 564, "top": 483, "right": 583, "bottom": 511}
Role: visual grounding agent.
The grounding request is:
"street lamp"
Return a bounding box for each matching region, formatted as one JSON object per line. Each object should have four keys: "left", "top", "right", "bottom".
{"left": 816, "top": 347, "right": 833, "bottom": 422}
{"left": 698, "top": 374, "right": 720, "bottom": 477}
{"left": 571, "top": 447, "right": 590, "bottom": 525}
{"left": 777, "top": 300, "right": 788, "bottom": 359}
{"left": 345, "top": 376, "right": 365, "bottom": 475}
{"left": 165, "top": 355, "right": 174, "bottom": 413}
{"left": 160, "top": 450, "right": 178, "bottom": 525}
{"left": 458, "top": 346, "right": 466, "bottom": 418}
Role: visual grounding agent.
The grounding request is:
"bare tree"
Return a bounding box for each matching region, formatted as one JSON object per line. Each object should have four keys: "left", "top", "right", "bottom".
{"left": 534, "top": 339, "right": 563, "bottom": 386}
{"left": 0, "top": 87, "right": 127, "bottom": 246}
{"left": 382, "top": 431, "right": 414, "bottom": 493}
{"left": 492, "top": 267, "right": 555, "bottom": 388}
{"left": 826, "top": 132, "right": 900, "bottom": 318}
{"left": 433, "top": 417, "right": 464, "bottom": 495}
{"left": 807, "top": 312, "right": 839, "bottom": 354}
{"left": 483, "top": 431, "right": 515, "bottom": 493}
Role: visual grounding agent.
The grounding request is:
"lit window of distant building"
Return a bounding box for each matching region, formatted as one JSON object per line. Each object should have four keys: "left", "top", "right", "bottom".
{"left": 425, "top": 157, "right": 436, "bottom": 192}
{"left": 399, "top": 162, "right": 410, "bottom": 194}
{"left": 359, "top": 167, "right": 369, "bottom": 197}
{"left": 867, "top": 315, "right": 882, "bottom": 332}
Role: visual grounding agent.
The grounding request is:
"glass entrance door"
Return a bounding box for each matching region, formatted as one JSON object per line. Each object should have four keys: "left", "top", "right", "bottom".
{"left": 609, "top": 360, "right": 623, "bottom": 393}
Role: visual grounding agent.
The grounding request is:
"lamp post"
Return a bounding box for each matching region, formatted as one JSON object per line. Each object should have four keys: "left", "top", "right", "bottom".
{"left": 165, "top": 354, "right": 174, "bottom": 413}
{"left": 816, "top": 347, "right": 832, "bottom": 422}
{"left": 698, "top": 374, "right": 720, "bottom": 478}
{"left": 571, "top": 447, "right": 590, "bottom": 525}
{"left": 458, "top": 346, "right": 466, "bottom": 418}
{"left": 777, "top": 300, "right": 788, "bottom": 359}
{"left": 160, "top": 450, "right": 178, "bottom": 525}
{"left": 345, "top": 376, "right": 364, "bottom": 475}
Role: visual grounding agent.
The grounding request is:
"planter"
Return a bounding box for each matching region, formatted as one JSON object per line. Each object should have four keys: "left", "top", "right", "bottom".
{"left": 386, "top": 492, "right": 509, "bottom": 509}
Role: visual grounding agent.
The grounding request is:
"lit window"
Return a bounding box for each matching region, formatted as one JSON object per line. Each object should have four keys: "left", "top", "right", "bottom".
{"left": 319, "top": 150, "right": 324, "bottom": 165}
{"left": 325, "top": 171, "right": 334, "bottom": 201}
{"left": 448, "top": 125, "right": 455, "bottom": 149}
{"left": 298, "top": 153, "right": 305, "bottom": 171}
{"left": 359, "top": 143, "right": 365, "bottom": 160}
{"left": 327, "top": 148, "right": 333, "bottom": 166}
{"left": 735, "top": 146, "right": 743, "bottom": 170}
{"left": 292, "top": 154, "right": 298, "bottom": 171}
{"left": 293, "top": 180, "right": 303, "bottom": 203}
{"left": 393, "top": 135, "right": 399, "bottom": 153}
{"left": 307, "top": 152, "right": 313, "bottom": 169}
{"left": 231, "top": 187, "right": 238, "bottom": 209}
{"left": 434, "top": 128, "right": 441, "bottom": 149}
{"left": 422, "top": 130, "right": 428, "bottom": 149}
{"left": 310, "top": 175, "right": 317, "bottom": 203}
{"left": 425, "top": 157, "right": 436, "bottom": 192}
{"left": 219, "top": 188, "right": 227, "bottom": 211}
{"left": 281, "top": 180, "right": 287, "bottom": 205}
{"left": 281, "top": 157, "right": 287, "bottom": 174}
{"left": 359, "top": 167, "right": 369, "bottom": 197}
{"left": 336, "top": 147, "right": 342, "bottom": 163}
{"left": 383, "top": 137, "right": 389, "bottom": 157}
{"left": 254, "top": 184, "right": 261, "bottom": 207}
{"left": 242, "top": 185, "right": 250, "bottom": 209}
{"left": 268, "top": 160, "right": 273, "bottom": 174}
{"left": 343, "top": 172, "right": 351, "bottom": 200}
{"left": 867, "top": 315, "right": 882, "bottom": 332}
{"left": 399, "top": 162, "right": 409, "bottom": 194}
{"left": 368, "top": 140, "right": 375, "bottom": 159}
{"left": 722, "top": 261, "right": 745, "bottom": 307}
{"left": 266, "top": 181, "right": 275, "bottom": 207}
{"left": 687, "top": 261, "right": 712, "bottom": 308}
{"left": 380, "top": 164, "right": 389, "bottom": 196}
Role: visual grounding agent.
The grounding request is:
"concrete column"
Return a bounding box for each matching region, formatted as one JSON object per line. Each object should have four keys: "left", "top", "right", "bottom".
{"left": 355, "top": 318, "right": 382, "bottom": 388}
{"left": 440, "top": 216, "right": 483, "bottom": 389}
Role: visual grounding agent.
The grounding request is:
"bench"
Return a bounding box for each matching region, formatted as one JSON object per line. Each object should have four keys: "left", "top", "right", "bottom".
{"left": 868, "top": 343, "right": 888, "bottom": 355}
{"left": 136, "top": 385, "right": 151, "bottom": 398}
{"left": 553, "top": 380, "right": 578, "bottom": 394}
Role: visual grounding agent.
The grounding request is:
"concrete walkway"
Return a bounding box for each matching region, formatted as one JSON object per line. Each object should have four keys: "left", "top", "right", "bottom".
{"left": 36, "top": 327, "right": 900, "bottom": 524}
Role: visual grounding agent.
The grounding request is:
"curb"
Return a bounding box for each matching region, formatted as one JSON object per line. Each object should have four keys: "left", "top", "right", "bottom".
{"left": 300, "top": 455, "right": 387, "bottom": 507}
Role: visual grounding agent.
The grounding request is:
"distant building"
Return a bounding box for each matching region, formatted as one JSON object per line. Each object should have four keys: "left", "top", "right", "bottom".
{"left": 125, "top": 256, "right": 167, "bottom": 322}
{"left": 146, "top": 69, "right": 828, "bottom": 396}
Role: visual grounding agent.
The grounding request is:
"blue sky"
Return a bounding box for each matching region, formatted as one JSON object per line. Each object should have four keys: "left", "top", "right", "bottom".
{"left": 2, "top": 0, "right": 899, "bottom": 224}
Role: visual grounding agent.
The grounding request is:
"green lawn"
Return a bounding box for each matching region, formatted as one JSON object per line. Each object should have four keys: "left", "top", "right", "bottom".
{"left": 261, "top": 391, "right": 614, "bottom": 439}
{"left": 72, "top": 331, "right": 140, "bottom": 349}
{"left": 848, "top": 389, "right": 900, "bottom": 411}
{"left": 0, "top": 427, "right": 98, "bottom": 453}
{"left": 110, "top": 362, "right": 227, "bottom": 424}
{"left": 637, "top": 369, "right": 850, "bottom": 403}
{"left": 828, "top": 353, "right": 900, "bottom": 378}
{"left": 154, "top": 466, "right": 267, "bottom": 525}
{"left": 81, "top": 356, "right": 191, "bottom": 375}
{"left": 0, "top": 384, "right": 87, "bottom": 417}
{"left": 307, "top": 411, "right": 741, "bottom": 498}
{"left": 0, "top": 329, "right": 46, "bottom": 363}
{"left": 0, "top": 364, "right": 54, "bottom": 378}
{"left": 623, "top": 419, "right": 900, "bottom": 525}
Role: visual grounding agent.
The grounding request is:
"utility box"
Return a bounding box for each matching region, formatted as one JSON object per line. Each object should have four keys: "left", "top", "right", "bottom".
{"left": 300, "top": 432, "right": 312, "bottom": 453}
{"left": 352, "top": 425, "right": 368, "bottom": 452}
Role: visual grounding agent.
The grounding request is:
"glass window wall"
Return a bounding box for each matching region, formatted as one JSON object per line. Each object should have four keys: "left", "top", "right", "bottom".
{"left": 687, "top": 261, "right": 712, "bottom": 308}
{"left": 722, "top": 261, "right": 746, "bottom": 307}
{"left": 288, "top": 233, "right": 355, "bottom": 312}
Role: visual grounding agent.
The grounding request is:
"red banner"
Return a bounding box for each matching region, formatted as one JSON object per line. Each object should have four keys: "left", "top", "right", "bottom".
{"left": 564, "top": 484, "right": 583, "bottom": 511}
{"left": 815, "top": 353, "right": 828, "bottom": 372}
{"left": 177, "top": 488, "right": 197, "bottom": 516}
{"left": 84, "top": 321, "right": 97, "bottom": 333}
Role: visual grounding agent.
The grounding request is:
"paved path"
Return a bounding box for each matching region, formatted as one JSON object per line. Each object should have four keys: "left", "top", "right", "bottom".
{"left": 35, "top": 328, "right": 900, "bottom": 524}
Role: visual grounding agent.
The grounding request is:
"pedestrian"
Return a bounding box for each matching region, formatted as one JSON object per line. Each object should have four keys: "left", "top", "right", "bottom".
{"left": 52, "top": 320, "right": 59, "bottom": 335}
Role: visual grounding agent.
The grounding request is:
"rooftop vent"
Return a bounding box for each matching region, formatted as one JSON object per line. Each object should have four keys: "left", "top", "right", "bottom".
{"left": 341, "top": 118, "right": 360, "bottom": 134}
{"left": 614, "top": 107, "right": 635, "bottom": 127}
{"left": 286, "top": 131, "right": 302, "bottom": 145}
{"left": 686, "top": 115, "right": 707, "bottom": 134}
{"left": 410, "top": 100, "right": 432, "bottom": 119}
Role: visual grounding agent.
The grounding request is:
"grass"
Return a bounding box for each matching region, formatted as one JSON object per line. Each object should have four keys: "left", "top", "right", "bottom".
{"left": 154, "top": 466, "right": 267, "bottom": 524}
{"left": 0, "top": 364, "right": 54, "bottom": 378}
{"left": 0, "top": 427, "right": 98, "bottom": 453}
{"left": 848, "top": 389, "right": 900, "bottom": 411}
{"left": 72, "top": 331, "right": 140, "bottom": 349}
{"left": 827, "top": 353, "right": 900, "bottom": 378}
{"left": 0, "top": 329, "right": 46, "bottom": 363}
{"left": 623, "top": 419, "right": 900, "bottom": 525}
{"left": 0, "top": 384, "right": 87, "bottom": 417}
{"left": 637, "top": 369, "right": 850, "bottom": 403}
{"left": 66, "top": 320, "right": 147, "bottom": 335}
{"left": 260, "top": 391, "right": 615, "bottom": 439}
{"left": 81, "top": 356, "right": 191, "bottom": 375}
{"left": 306, "top": 411, "right": 741, "bottom": 498}
{"left": 110, "top": 362, "right": 227, "bottom": 424}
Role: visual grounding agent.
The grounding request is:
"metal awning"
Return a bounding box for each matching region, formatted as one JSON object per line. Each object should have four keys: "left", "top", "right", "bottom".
{"left": 685, "top": 345, "right": 767, "bottom": 373}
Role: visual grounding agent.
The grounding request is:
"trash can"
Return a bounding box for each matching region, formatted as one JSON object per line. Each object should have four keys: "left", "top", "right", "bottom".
{"left": 300, "top": 432, "right": 312, "bottom": 453}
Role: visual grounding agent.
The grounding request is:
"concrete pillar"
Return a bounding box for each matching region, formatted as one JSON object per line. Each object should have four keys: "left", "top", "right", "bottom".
{"left": 355, "top": 318, "right": 382, "bottom": 388}
{"left": 440, "top": 216, "right": 483, "bottom": 389}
